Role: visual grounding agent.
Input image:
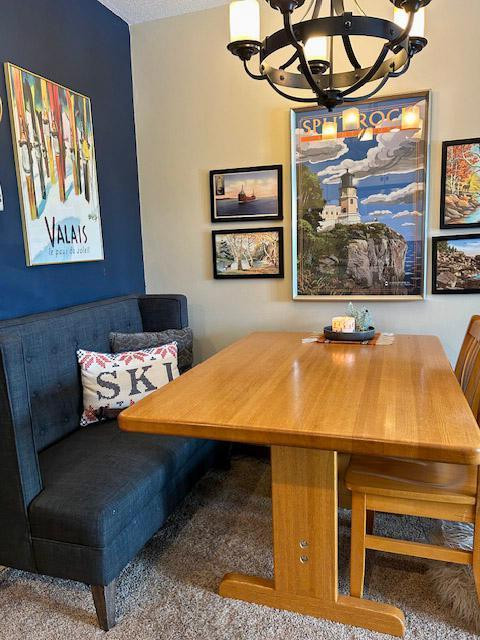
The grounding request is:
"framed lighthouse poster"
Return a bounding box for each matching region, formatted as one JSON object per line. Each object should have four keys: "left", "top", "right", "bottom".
{"left": 292, "top": 91, "right": 430, "bottom": 300}
{"left": 210, "top": 165, "right": 283, "bottom": 223}
{"left": 5, "top": 63, "right": 104, "bottom": 266}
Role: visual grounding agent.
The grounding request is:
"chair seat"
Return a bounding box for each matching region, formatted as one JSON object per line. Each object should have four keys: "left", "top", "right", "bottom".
{"left": 345, "top": 456, "right": 478, "bottom": 505}
{"left": 29, "top": 420, "right": 211, "bottom": 548}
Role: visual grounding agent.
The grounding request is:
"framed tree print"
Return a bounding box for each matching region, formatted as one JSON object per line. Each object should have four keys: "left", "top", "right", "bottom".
{"left": 212, "top": 228, "right": 284, "bottom": 279}
{"left": 440, "top": 138, "right": 480, "bottom": 229}
{"left": 292, "top": 91, "right": 430, "bottom": 300}
{"left": 5, "top": 63, "right": 104, "bottom": 266}
{"left": 432, "top": 234, "right": 480, "bottom": 294}
{"left": 210, "top": 165, "right": 283, "bottom": 223}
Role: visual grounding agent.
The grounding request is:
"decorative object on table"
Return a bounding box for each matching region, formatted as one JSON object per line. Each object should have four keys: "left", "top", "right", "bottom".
{"left": 212, "top": 227, "right": 284, "bottom": 278}
{"left": 292, "top": 91, "right": 430, "bottom": 300}
{"left": 4, "top": 62, "right": 103, "bottom": 266}
{"left": 77, "top": 344, "right": 179, "bottom": 426}
{"left": 226, "top": 0, "right": 432, "bottom": 111}
{"left": 440, "top": 138, "right": 480, "bottom": 229}
{"left": 322, "top": 303, "right": 376, "bottom": 342}
{"left": 432, "top": 234, "right": 480, "bottom": 294}
{"left": 347, "top": 302, "right": 374, "bottom": 332}
{"left": 110, "top": 327, "right": 193, "bottom": 373}
{"left": 210, "top": 165, "right": 282, "bottom": 222}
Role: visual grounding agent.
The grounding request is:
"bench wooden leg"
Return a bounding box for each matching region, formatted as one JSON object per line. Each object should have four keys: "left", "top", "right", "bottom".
{"left": 91, "top": 580, "right": 116, "bottom": 631}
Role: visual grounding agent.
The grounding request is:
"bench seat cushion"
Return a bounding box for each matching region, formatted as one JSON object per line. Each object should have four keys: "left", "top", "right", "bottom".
{"left": 29, "top": 421, "right": 209, "bottom": 548}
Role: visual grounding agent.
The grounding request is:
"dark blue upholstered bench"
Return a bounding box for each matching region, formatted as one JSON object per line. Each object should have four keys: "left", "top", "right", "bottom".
{"left": 0, "top": 295, "right": 226, "bottom": 629}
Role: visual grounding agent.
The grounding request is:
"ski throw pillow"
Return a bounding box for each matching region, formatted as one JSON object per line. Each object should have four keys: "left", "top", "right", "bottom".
{"left": 77, "top": 343, "right": 179, "bottom": 426}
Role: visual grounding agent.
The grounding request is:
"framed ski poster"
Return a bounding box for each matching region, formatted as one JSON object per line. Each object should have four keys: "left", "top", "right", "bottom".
{"left": 5, "top": 63, "right": 104, "bottom": 266}
{"left": 292, "top": 91, "right": 430, "bottom": 300}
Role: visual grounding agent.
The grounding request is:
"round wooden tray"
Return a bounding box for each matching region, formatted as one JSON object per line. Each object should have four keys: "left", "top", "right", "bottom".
{"left": 323, "top": 326, "right": 376, "bottom": 342}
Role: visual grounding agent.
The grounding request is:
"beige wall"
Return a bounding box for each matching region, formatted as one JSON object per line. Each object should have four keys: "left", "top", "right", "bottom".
{"left": 131, "top": 0, "right": 480, "bottom": 364}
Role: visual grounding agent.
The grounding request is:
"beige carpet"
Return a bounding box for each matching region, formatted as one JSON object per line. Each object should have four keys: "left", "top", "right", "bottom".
{"left": 0, "top": 457, "right": 479, "bottom": 640}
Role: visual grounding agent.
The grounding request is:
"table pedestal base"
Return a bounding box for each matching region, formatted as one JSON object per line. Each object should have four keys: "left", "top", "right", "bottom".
{"left": 220, "top": 574, "right": 405, "bottom": 636}
{"left": 219, "top": 446, "right": 406, "bottom": 637}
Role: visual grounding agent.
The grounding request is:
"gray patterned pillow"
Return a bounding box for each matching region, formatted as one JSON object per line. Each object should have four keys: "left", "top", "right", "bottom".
{"left": 109, "top": 328, "right": 193, "bottom": 373}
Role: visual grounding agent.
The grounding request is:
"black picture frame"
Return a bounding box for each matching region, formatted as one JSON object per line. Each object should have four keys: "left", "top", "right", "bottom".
{"left": 440, "top": 138, "right": 480, "bottom": 229}
{"left": 212, "top": 227, "right": 284, "bottom": 279}
{"left": 210, "top": 165, "right": 283, "bottom": 223}
{"left": 432, "top": 233, "right": 480, "bottom": 294}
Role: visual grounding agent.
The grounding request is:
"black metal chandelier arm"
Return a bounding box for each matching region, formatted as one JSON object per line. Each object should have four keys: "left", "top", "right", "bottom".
{"left": 264, "top": 74, "right": 319, "bottom": 103}
{"left": 332, "top": 0, "right": 346, "bottom": 15}
{"left": 389, "top": 54, "right": 411, "bottom": 77}
{"left": 312, "top": 0, "right": 323, "bottom": 19}
{"left": 342, "top": 35, "right": 362, "bottom": 70}
{"left": 342, "top": 70, "right": 391, "bottom": 103}
{"left": 280, "top": 51, "right": 300, "bottom": 70}
{"left": 340, "top": 43, "right": 389, "bottom": 97}
{"left": 282, "top": 11, "right": 328, "bottom": 100}
{"left": 243, "top": 59, "right": 267, "bottom": 81}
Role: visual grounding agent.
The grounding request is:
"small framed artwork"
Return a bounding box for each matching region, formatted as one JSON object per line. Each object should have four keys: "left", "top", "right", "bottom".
{"left": 432, "top": 234, "right": 480, "bottom": 294}
{"left": 440, "top": 138, "right": 480, "bottom": 229}
{"left": 212, "top": 227, "right": 284, "bottom": 279}
{"left": 210, "top": 165, "right": 283, "bottom": 223}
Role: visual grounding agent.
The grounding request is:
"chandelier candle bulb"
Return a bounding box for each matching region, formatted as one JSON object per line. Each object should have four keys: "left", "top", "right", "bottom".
{"left": 322, "top": 121, "right": 337, "bottom": 140}
{"left": 229, "top": 0, "right": 260, "bottom": 43}
{"left": 342, "top": 107, "right": 360, "bottom": 132}
{"left": 304, "top": 36, "right": 328, "bottom": 62}
{"left": 394, "top": 7, "right": 425, "bottom": 39}
{"left": 331, "top": 317, "right": 356, "bottom": 333}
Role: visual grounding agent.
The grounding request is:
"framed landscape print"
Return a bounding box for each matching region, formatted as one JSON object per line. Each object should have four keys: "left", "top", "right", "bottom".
{"left": 210, "top": 165, "right": 283, "bottom": 223}
{"left": 440, "top": 138, "right": 480, "bottom": 229}
{"left": 292, "top": 91, "right": 430, "bottom": 300}
{"left": 212, "top": 228, "right": 284, "bottom": 279}
{"left": 5, "top": 63, "right": 103, "bottom": 266}
{"left": 432, "top": 234, "right": 480, "bottom": 294}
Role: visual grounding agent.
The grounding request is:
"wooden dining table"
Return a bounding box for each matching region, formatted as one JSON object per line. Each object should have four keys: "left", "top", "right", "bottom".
{"left": 119, "top": 332, "right": 480, "bottom": 637}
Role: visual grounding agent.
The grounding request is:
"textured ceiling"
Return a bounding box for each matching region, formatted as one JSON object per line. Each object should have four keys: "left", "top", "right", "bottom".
{"left": 98, "top": 0, "right": 229, "bottom": 24}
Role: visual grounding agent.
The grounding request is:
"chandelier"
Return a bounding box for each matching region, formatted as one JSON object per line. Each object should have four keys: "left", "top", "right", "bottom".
{"left": 227, "top": 0, "right": 432, "bottom": 110}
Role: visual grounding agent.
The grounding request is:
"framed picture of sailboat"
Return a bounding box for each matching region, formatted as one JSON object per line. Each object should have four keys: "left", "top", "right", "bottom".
{"left": 210, "top": 165, "right": 283, "bottom": 223}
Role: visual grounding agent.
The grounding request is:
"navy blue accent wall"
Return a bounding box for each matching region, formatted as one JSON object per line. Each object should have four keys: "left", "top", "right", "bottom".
{"left": 0, "top": 0, "right": 145, "bottom": 319}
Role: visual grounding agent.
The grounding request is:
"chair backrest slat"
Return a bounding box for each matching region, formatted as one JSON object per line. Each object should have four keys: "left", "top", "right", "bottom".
{"left": 455, "top": 315, "right": 480, "bottom": 424}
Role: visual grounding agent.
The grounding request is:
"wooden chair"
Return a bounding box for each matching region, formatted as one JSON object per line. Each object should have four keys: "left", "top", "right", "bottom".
{"left": 346, "top": 316, "right": 480, "bottom": 600}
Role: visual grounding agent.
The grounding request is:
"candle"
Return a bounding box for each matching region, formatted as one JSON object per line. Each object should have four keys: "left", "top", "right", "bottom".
{"left": 332, "top": 316, "right": 356, "bottom": 333}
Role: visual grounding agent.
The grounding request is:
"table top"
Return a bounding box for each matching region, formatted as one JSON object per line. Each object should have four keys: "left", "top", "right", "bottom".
{"left": 119, "top": 332, "right": 480, "bottom": 464}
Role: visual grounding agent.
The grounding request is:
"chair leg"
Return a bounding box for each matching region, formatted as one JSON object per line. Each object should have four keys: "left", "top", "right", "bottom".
{"left": 350, "top": 492, "right": 368, "bottom": 598}
{"left": 91, "top": 580, "right": 116, "bottom": 631}
{"left": 366, "top": 510, "right": 375, "bottom": 535}
{"left": 473, "top": 482, "right": 480, "bottom": 604}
